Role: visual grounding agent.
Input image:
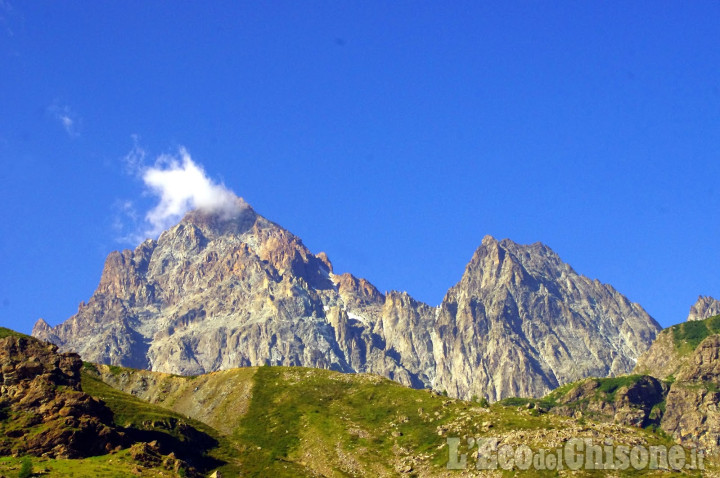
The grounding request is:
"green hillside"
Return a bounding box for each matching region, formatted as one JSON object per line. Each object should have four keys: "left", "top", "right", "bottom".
{"left": 80, "top": 364, "right": 700, "bottom": 477}
{"left": 669, "top": 314, "right": 720, "bottom": 354}
{"left": 0, "top": 327, "right": 29, "bottom": 339}
{"left": 0, "top": 329, "right": 714, "bottom": 476}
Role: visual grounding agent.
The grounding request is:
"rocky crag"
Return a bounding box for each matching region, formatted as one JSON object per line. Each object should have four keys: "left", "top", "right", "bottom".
{"left": 545, "top": 375, "right": 668, "bottom": 429}
{"left": 509, "top": 312, "right": 720, "bottom": 456}
{"left": 687, "top": 295, "right": 720, "bottom": 322}
{"left": 33, "top": 199, "right": 661, "bottom": 401}
{"left": 431, "top": 237, "right": 658, "bottom": 399}
{"left": 0, "top": 329, "right": 124, "bottom": 458}
{"left": 634, "top": 314, "right": 720, "bottom": 455}
{"left": 0, "top": 328, "right": 226, "bottom": 476}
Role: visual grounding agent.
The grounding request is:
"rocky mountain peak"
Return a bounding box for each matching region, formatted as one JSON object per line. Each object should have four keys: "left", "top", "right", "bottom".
{"left": 461, "top": 236, "right": 536, "bottom": 292}
{"left": 434, "top": 237, "right": 660, "bottom": 400}
{"left": 31, "top": 317, "right": 52, "bottom": 335}
{"left": 175, "top": 197, "right": 257, "bottom": 239}
{"left": 687, "top": 295, "right": 720, "bottom": 322}
{"left": 34, "top": 215, "right": 661, "bottom": 402}
{"left": 468, "top": 235, "right": 569, "bottom": 275}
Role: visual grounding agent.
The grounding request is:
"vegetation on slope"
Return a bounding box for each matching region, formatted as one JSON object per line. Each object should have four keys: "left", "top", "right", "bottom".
{"left": 0, "top": 450, "right": 183, "bottom": 477}
{"left": 0, "top": 327, "right": 29, "bottom": 339}
{"left": 670, "top": 314, "right": 720, "bottom": 354}
{"left": 235, "top": 365, "right": 460, "bottom": 475}
{"left": 81, "top": 372, "right": 223, "bottom": 466}
{"left": 234, "top": 367, "right": 706, "bottom": 476}
{"left": 2, "top": 353, "right": 710, "bottom": 476}
{"left": 86, "top": 363, "right": 697, "bottom": 476}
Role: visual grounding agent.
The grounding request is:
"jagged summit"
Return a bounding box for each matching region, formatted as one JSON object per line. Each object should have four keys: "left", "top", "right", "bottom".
{"left": 177, "top": 198, "right": 258, "bottom": 238}
{"left": 433, "top": 235, "right": 660, "bottom": 399}
{"left": 31, "top": 317, "right": 52, "bottom": 336}
{"left": 687, "top": 295, "right": 720, "bottom": 322}
{"left": 34, "top": 213, "right": 661, "bottom": 401}
{"left": 462, "top": 236, "right": 576, "bottom": 294}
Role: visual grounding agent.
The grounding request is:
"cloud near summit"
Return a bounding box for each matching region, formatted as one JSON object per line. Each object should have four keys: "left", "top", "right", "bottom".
{"left": 121, "top": 146, "right": 243, "bottom": 241}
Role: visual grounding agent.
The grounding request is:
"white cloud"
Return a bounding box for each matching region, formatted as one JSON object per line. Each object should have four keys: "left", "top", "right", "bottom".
{"left": 48, "top": 101, "right": 80, "bottom": 137}
{"left": 122, "top": 135, "right": 146, "bottom": 175}
{"left": 142, "top": 148, "right": 243, "bottom": 236}
{"left": 117, "top": 144, "right": 245, "bottom": 242}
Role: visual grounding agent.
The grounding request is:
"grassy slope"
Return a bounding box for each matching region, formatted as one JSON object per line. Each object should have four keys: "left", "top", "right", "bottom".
{"left": 231, "top": 366, "right": 695, "bottom": 477}
{"left": 1, "top": 339, "right": 712, "bottom": 476}
{"left": 0, "top": 370, "right": 243, "bottom": 477}
{"left": 0, "top": 327, "right": 29, "bottom": 339}
{"left": 669, "top": 314, "right": 720, "bottom": 355}
{"left": 83, "top": 364, "right": 704, "bottom": 477}
{"left": 86, "top": 363, "right": 256, "bottom": 436}
{"left": 80, "top": 372, "right": 240, "bottom": 474}
{"left": 0, "top": 451, "right": 180, "bottom": 477}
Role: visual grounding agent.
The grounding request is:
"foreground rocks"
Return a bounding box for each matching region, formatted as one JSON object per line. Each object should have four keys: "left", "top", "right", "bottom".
{"left": 552, "top": 326, "right": 720, "bottom": 456}
{"left": 550, "top": 375, "right": 667, "bottom": 429}
{"left": 661, "top": 335, "right": 720, "bottom": 455}
{"left": 0, "top": 334, "right": 124, "bottom": 458}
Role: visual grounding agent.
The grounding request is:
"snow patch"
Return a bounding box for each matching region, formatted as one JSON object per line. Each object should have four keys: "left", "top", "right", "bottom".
{"left": 346, "top": 311, "right": 368, "bottom": 325}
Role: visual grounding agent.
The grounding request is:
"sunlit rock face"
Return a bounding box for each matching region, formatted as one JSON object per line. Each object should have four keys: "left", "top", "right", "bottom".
{"left": 34, "top": 206, "right": 660, "bottom": 401}
{"left": 431, "top": 236, "right": 660, "bottom": 400}
{"left": 687, "top": 295, "right": 720, "bottom": 322}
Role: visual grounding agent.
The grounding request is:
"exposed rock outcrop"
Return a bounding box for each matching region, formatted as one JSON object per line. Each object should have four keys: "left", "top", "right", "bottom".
{"left": 33, "top": 202, "right": 661, "bottom": 401}
{"left": 0, "top": 333, "right": 124, "bottom": 458}
{"left": 687, "top": 296, "right": 720, "bottom": 322}
{"left": 661, "top": 335, "right": 720, "bottom": 455}
{"left": 544, "top": 329, "right": 720, "bottom": 455}
{"left": 627, "top": 313, "right": 720, "bottom": 454}
{"left": 549, "top": 375, "right": 667, "bottom": 428}
{"left": 633, "top": 329, "right": 685, "bottom": 380}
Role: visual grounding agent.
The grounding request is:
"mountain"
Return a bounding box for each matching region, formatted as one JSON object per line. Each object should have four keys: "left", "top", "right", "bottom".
{"left": 687, "top": 295, "right": 720, "bottom": 322}
{"left": 33, "top": 201, "right": 660, "bottom": 401}
{"left": 431, "top": 236, "right": 659, "bottom": 400}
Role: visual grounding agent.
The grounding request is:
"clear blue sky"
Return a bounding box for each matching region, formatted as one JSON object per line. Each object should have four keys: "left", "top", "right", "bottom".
{"left": 1, "top": 2, "right": 718, "bottom": 332}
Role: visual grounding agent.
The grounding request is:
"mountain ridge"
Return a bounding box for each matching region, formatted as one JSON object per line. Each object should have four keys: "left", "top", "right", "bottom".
{"left": 33, "top": 203, "right": 661, "bottom": 401}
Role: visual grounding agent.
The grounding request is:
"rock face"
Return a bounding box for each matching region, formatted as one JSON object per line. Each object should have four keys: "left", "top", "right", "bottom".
{"left": 550, "top": 375, "right": 668, "bottom": 428}
{"left": 549, "top": 323, "right": 720, "bottom": 455}
{"left": 660, "top": 335, "right": 720, "bottom": 455}
{"left": 629, "top": 314, "right": 720, "bottom": 455}
{"left": 432, "top": 237, "right": 659, "bottom": 400}
{"left": 687, "top": 295, "right": 720, "bottom": 322}
{"left": 0, "top": 334, "right": 124, "bottom": 458}
{"left": 633, "top": 329, "right": 684, "bottom": 380}
{"left": 33, "top": 202, "right": 660, "bottom": 401}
